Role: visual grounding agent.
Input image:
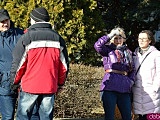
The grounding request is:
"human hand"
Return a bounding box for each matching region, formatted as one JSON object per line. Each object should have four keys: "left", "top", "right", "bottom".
{"left": 10, "top": 84, "right": 20, "bottom": 92}
{"left": 56, "top": 86, "right": 64, "bottom": 95}
{"left": 108, "top": 28, "right": 121, "bottom": 39}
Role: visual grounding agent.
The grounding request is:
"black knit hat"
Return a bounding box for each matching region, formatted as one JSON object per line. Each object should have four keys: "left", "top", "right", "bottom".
{"left": 0, "top": 9, "right": 10, "bottom": 22}
{"left": 30, "top": 7, "right": 50, "bottom": 22}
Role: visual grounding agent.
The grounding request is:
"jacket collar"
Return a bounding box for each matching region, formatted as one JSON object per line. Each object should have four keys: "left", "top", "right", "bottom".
{"left": 28, "top": 22, "right": 52, "bottom": 30}
{"left": 135, "top": 46, "right": 157, "bottom": 56}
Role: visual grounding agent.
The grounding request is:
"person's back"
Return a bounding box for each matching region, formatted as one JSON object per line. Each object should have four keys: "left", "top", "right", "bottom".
{"left": 10, "top": 7, "right": 69, "bottom": 120}
{"left": 15, "top": 25, "right": 67, "bottom": 94}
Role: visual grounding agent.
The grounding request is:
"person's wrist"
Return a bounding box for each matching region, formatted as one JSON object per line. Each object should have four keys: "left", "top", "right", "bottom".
{"left": 58, "top": 86, "right": 63, "bottom": 89}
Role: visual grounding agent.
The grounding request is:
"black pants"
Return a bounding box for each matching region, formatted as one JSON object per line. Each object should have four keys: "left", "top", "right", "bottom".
{"left": 139, "top": 114, "right": 147, "bottom": 120}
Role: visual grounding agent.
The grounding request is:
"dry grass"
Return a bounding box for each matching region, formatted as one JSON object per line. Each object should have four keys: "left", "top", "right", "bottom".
{"left": 54, "top": 64, "right": 124, "bottom": 119}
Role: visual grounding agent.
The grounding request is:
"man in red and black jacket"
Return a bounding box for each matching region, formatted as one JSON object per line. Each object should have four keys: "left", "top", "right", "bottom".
{"left": 10, "top": 7, "right": 69, "bottom": 120}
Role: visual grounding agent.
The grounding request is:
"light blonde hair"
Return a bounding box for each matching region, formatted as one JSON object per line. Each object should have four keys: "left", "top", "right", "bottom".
{"left": 110, "top": 27, "right": 126, "bottom": 43}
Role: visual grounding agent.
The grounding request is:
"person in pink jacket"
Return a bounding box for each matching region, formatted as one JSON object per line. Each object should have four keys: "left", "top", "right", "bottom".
{"left": 132, "top": 30, "right": 160, "bottom": 120}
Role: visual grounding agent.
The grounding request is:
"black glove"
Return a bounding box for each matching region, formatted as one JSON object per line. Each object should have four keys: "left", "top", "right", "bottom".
{"left": 10, "top": 84, "right": 20, "bottom": 92}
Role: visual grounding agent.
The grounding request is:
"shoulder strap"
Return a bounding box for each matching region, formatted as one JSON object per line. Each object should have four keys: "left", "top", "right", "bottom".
{"left": 135, "top": 52, "right": 151, "bottom": 75}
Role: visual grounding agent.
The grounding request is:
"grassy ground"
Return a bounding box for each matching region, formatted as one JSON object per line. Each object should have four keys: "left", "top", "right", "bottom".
{"left": 54, "top": 64, "right": 138, "bottom": 120}
{"left": 54, "top": 64, "right": 127, "bottom": 120}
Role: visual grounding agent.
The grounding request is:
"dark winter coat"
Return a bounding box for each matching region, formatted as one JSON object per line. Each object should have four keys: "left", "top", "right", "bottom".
{"left": 0, "top": 21, "right": 23, "bottom": 95}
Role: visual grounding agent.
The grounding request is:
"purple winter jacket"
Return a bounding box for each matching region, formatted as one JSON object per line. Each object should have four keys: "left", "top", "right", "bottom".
{"left": 94, "top": 35, "right": 135, "bottom": 93}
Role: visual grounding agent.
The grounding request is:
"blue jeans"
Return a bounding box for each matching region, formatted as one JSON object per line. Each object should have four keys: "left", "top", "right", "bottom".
{"left": 102, "top": 91, "right": 132, "bottom": 120}
{"left": 30, "top": 102, "right": 40, "bottom": 120}
{"left": 0, "top": 94, "right": 17, "bottom": 120}
{"left": 16, "top": 91, "right": 55, "bottom": 120}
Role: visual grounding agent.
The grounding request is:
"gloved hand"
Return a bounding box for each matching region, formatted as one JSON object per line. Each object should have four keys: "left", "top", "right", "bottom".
{"left": 108, "top": 28, "right": 121, "bottom": 39}
{"left": 56, "top": 86, "right": 64, "bottom": 95}
{"left": 10, "top": 84, "right": 20, "bottom": 92}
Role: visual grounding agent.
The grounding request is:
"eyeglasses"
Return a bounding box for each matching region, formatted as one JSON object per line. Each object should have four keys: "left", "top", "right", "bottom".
{"left": 138, "top": 38, "right": 149, "bottom": 42}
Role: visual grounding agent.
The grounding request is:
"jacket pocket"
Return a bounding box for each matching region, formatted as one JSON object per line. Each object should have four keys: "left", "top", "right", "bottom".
{"left": 0, "top": 72, "right": 11, "bottom": 90}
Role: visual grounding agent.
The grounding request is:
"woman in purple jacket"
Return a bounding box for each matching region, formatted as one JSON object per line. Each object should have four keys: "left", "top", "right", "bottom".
{"left": 94, "top": 27, "right": 135, "bottom": 120}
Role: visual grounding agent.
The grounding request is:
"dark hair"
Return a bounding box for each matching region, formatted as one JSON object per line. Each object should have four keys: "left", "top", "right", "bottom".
{"left": 140, "top": 30, "right": 155, "bottom": 45}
